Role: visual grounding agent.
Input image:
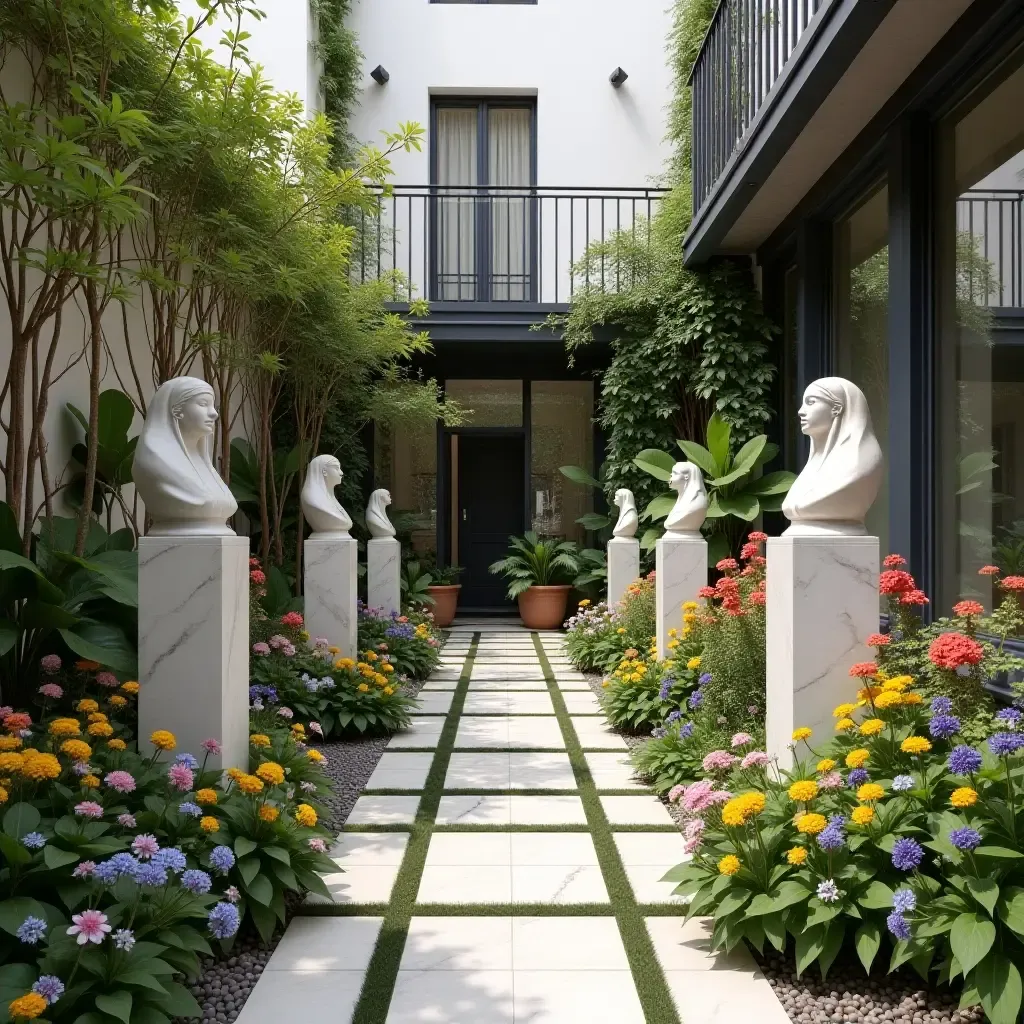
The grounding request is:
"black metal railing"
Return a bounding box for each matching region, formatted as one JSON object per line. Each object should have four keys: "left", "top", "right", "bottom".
{"left": 352, "top": 185, "right": 667, "bottom": 305}
{"left": 690, "top": 0, "right": 831, "bottom": 216}
{"left": 958, "top": 190, "right": 1024, "bottom": 308}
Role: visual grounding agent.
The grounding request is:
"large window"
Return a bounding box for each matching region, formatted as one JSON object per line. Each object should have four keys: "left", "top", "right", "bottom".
{"left": 938, "top": 56, "right": 1024, "bottom": 605}
{"left": 373, "top": 424, "right": 437, "bottom": 558}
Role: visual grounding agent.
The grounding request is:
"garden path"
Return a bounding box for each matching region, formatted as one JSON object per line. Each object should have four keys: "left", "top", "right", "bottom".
{"left": 235, "top": 625, "right": 789, "bottom": 1023}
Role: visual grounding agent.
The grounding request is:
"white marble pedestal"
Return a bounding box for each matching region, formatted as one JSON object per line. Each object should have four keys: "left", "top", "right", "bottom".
{"left": 607, "top": 537, "right": 640, "bottom": 610}
{"left": 304, "top": 536, "right": 358, "bottom": 659}
{"left": 766, "top": 535, "right": 879, "bottom": 767}
{"left": 367, "top": 537, "right": 401, "bottom": 616}
{"left": 138, "top": 535, "right": 249, "bottom": 771}
{"left": 655, "top": 533, "right": 708, "bottom": 659}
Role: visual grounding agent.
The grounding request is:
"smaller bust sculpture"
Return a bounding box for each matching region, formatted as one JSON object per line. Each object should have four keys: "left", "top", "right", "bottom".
{"left": 301, "top": 455, "right": 352, "bottom": 537}
{"left": 612, "top": 488, "right": 639, "bottom": 539}
{"left": 132, "top": 376, "right": 237, "bottom": 536}
{"left": 366, "top": 488, "right": 396, "bottom": 539}
{"left": 665, "top": 461, "right": 708, "bottom": 535}
{"left": 782, "top": 376, "right": 884, "bottom": 536}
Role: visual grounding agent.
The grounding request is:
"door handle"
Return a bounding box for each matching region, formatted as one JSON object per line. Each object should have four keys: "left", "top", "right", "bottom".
{"left": 462, "top": 509, "right": 468, "bottom": 522}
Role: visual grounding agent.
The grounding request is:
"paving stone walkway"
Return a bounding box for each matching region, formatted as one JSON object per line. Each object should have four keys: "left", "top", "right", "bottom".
{"left": 236, "top": 625, "right": 790, "bottom": 1023}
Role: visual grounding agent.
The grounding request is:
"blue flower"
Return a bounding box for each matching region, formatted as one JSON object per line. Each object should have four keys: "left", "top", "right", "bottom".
{"left": 891, "top": 837, "right": 924, "bottom": 871}
{"left": 182, "top": 869, "right": 213, "bottom": 894}
{"left": 817, "top": 825, "right": 845, "bottom": 851}
{"left": 178, "top": 802, "right": 202, "bottom": 818}
{"left": 658, "top": 678, "right": 673, "bottom": 702}
{"left": 103, "top": 853, "right": 140, "bottom": 879}
{"left": 930, "top": 696, "right": 953, "bottom": 715}
{"left": 698, "top": 673, "right": 713, "bottom": 685}
{"left": 680, "top": 722, "right": 694, "bottom": 739}
{"left": 651, "top": 726, "right": 667, "bottom": 739}
{"left": 996, "top": 707, "right": 1022, "bottom": 728}
{"left": 948, "top": 745, "right": 982, "bottom": 776}
{"left": 135, "top": 862, "right": 169, "bottom": 887}
{"left": 886, "top": 912, "right": 912, "bottom": 940}
{"left": 174, "top": 753, "right": 200, "bottom": 771}
{"left": 21, "top": 832, "right": 46, "bottom": 849}
{"left": 152, "top": 847, "right": 187, "bottom": 874}
{"left": 209, "top": 845, "right": 235, "bottom": 874}
{"left": 32, "top": 976, "right": 64, "bottom": 1005}
{"left": 113, "top": 929, "right": 135, "bottom": 951}
{"left": 892, "top": 775, "right": 915, "bottom": 792}
{"left": 847, "top": 768, "right": 870, "bottom": 787}
{"left": 892, "top": 889, "right": 916, "bottom": 913}
{"left": 816, "top": 880, "right": 840, "bottom": 903}
{"left": 208, "top": 901, "right": 241, "bottom": 939}
{"left": 949, "top": 827, "right": 982, "bottom": 851}
{"left": 989, "top": 732, "right": 1024, "bottom": 757}
{"left": 665, "top": 710, "right": 682, "bottom": 725}
{"left": 928, "top": 714, "right": 961, "bottom": 739}
{"left": 688, "top": 689, "right": 703, "bottom": 710}
{"left": 16, "top": 915, "right": 47, "bottom": 944}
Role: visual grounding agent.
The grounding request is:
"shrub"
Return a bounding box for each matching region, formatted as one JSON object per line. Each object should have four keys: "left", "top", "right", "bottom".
{"left": 356, "top": 605, "right": 440, "bottom": 681}
{"left": 599, "top": 645, "right": 699, "bottom": 734}
{"left": 563, "top": 574, "right": 658, "bottom": 675}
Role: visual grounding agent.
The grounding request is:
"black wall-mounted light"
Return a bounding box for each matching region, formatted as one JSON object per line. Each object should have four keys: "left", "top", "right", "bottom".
{"left": 609, "top": 67, "right": 628, "bottom": 88}
{"left": 370, "top": 65, "right": 390, "bottom": 86}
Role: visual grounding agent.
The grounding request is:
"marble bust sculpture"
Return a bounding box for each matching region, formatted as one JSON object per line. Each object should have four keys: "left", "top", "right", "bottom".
{"left": 612, "top": 488, "right": 639, "bottom": 539}
{"left": 301, "top": 455, "right": 352, "bottom": 537}
{"left": 132, "top": 376, "right": 237, "bottom": 536}
{"left": 782, "top": 376, "right": 884, "bottom": 536}
{"left": 665, "top": 462, "right": 708, "bottom": 535}
{"left": 366, "top": 488, "right": 396, "bottom": 539}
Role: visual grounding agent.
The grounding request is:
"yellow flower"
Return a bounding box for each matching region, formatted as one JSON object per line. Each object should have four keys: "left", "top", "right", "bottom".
{"left": 87, "top": 712, "right": 107, "bottom": 723}
{"left": 21, "top": 753, "right": 60, "bottom": 780}
{"left": 295, "top": 803, "right": 318, "bottom": 827}
{"left": 226, "top": 767, "right": 245, "bottom": 781}
{"left": 259, "top": 805, "right": 280, "bottom": 822}
{"left": 859, "top": 718, "right": 885, "bottom": 736}
{"left": 835, "top": 718, "right": 856, "bottom": 732}
{"left": 682, "top": 601, "right": 699, "bottom": 611}
{"left": 687, "top": 657, "right": 701, "bottom": 670}
{"left": 328, "top": 646, "right": 340, "bottom": 655}
{"left": 668, "top": 627, "right": 678, "bottom": 637}
{"left": 109, "top": 695, "right": 128, "bottom": 707}
{"left": 334, "top": 657, "right": 355, "bottom": 670}
{"left": 786, "top": 846, "right": 808, "bottom": 866}
{"left": 667, "top": 639, "right": 680, "bottom": 650}
{"left": 602, "top": 680, "right": 610, "bottom": 688}
{"left": 845, "top": 748, "right": 870, "bottom": 769}
{"left": 149, "top": 730, "right": 176, "bottom": 751}
{"left": 8, "top": 992, "right": 48, "bottom": 1019}
{"left": 0, "top": 736, "right": 22, "bottom": 751}
{"left": 382, "top": 663, "right": 395, "bottom": 674}
{"left": 81, "top": 774, "right": 100, "bottom": 788}
{"left": 291, "top": 723, "right": 305, "bottom": 734}
{"left": 306, "top": 749, "right": 325, "bottom": 763}
{"left": 299, "top": 630, "right": 310, "bottom": 642}
{"left": 858, "top": 685, "right": 883, "bottom": 702}
{"left": 236, "top": 774, "right": 264, "bottom": 795}
{"left": 0, "top": 753, "right": 24, "bottom": 774}
{"left": 373, "top": 673, "right": 388, "bottom": 686}
{"left": 48, "top": 717, "right": 81, "bottom": 737}
{"left": 721, "top": 792, "right": 766, "bottom": 826}
{"left": 884, "top": 675, "right": 914, "bottom": 691}
{"left": 255, "top": 761, "right": 285, "bottom": 785}
{"left": 683, "top": 613, "right": 697, "bottom": 623}
{"left": 120, "top": 680, "right": 140, "bottom": 694}
{"left": 788, "top": 780, "right": 819, "bottom": 802}
{"left": 200, "top": 816, "right": 219, "bottom": 833}
{"left": 718, "top": 854, "right": 741, "bottom": 875}
{"left": 76, "top": 699, "right": 99, "bottom": 713}
{"left": 579, "top": 599, "right": 591, "bottom": 607}
{"left": 364, "top": 650, "right": 378, "bottom": 662}
{"left": 384, "top": 686, "right": 394, "bottom": 695}
{"left": 900, "top": 692, "right": 923, "bottom": 706}
{"left": 874, "top": 691, "right": 903, "bottom": 710}
{"left": 856, "top": 783, "right": 885, "bottom": 802}
{"left": 617, "top": 628, "right": 626, "bottom": 634}
{"left": 357, "top": 683, "right": 369, "bottom": 693}
{"left": 816, "top": 759, "right": 836, "bottom": 773}
{"left": 88, "top": 722, "right": 113, "bottom": 738}
{"left": 951, "top": 787, "right": 978, "bottom": 808}
{"left": 901, "top": 736, "right": 932, "bottom": 756}
{"left": 107, "top": 739, "right": 126, "bottom": 751}
{"left": 792, "top": 727, "right": 813, "bottom": 742}
{"left": 833, "top": 703, "right": 857, "bottom": 718}
{"left": 851, "top": 805, "right": 875, "bottom": 826}
{"left": 796, "top": 813, "right": 828, "bottom": 835}
{"left": 249, "top": 734, "right": 271, "bottom": 748}
{"left": 0, "top": 785, "right": 7, "bottom": 804}
{"left": 196, "top": 788, "right": 218, "bottom": 806}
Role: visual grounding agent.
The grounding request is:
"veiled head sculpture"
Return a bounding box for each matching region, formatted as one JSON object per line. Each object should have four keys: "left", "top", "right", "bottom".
{"left": 301, "top": 455, "right": 352, "bottom": 537}
{"left": 665, "top": 462, "right": 708, "bottom": 535}
{"left": 132, "top": 376, "right": 237, "bottom": 536}
{"left": 612, "top": 488, "right": 639, "bottom": 539}
{"left": 366, "top": 488, "right": 396, "bottom": 539}
{"left": 782, "top": 376, "right": 884, "bottom": 536}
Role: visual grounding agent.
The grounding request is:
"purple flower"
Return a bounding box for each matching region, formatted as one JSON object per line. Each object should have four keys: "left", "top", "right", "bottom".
{"left": 887, "top": 912, "right": 912, "bottom": 940}
{"left": 104, "top": 770, "right": 136, "bottom": 794}
{"left": 208, "top": 902, "right": 241, "bottom": 939}
{"left": 892, "top": 775, "right": 915, "bottom": 792}
{"left": 132, "top": 834, "right": 160, "bottom": 860}
{"left": 113, "top": 928, "right": 135, "bottom": 951}
{"left": 73, "top": 861, "right": 96, "bottom": 878}
{"left": 38, "top": 682, "right": 63, "bottom": 699}
{"left": 174, "top": 753, "right": 200, "bottom": 771}
{"left": 178, "top": 802, "right": 202, "bottom": 818}
{"left": 651, "top": 726, "right": 667, "bottom": 739}
{"left": 847, "top": 768, "right": 870, "bottom": 787}
{"left": 209, "top": 845, "right": 235, "bottom": 874}
{"left": 989, "top": 732, "right": 1024, "bottom": 757}
{"left": 658, "top": 678, "right": 673, "bottom": 701}
{"left": 688, "top": 689, "right": 703, "bottom": 710}
{"left": 930, "top": 696, "right": 953, "bottom": 715}
{"left": 40, "top": 654, "right": 62, "bottom": 674}
{"left": 997, "top": 707, "right": 1022, "bottom": 728}
{"left": 929, "top": 714, "right": 961, "bottom": 739}
{"left": 152, "top": 847, "right": 187, "bottom": 874}
{"left": 817, "top": 825, "right": 845, "bottom": 851}
{"left": 182, "top": 869, "right": 212, "bottom": 894}
{"left": 21, "top": 832, "right": 46, "bottom": 849}
{"left": 949, "top": 827, "right": 982, "bottom": 851}
{"left": 32, "top": 976, "right": 64, "bottom": 1005}
{"left": 135, "top": 862, "right": 169, "bottom": 887}
{"left": 699, "top": 672, "right": 712, "bottom": 684}
{"left": 816, "top": 880, "right": 840, "bottom": 903}
{"left": 680, "top": 722, "right": 694, "bottom": 739}
{"left": 948, "top": 745, "right": 983, "bottom": 775}
{"left": 891, "top": 837, "right": 924, "bottom": 871}
{"left": 16, "top": 916, "right": 47, "bottom": 944}
{"left": 892, "top": 889, "right": 916, "bottom": 913}
{"left": 665, "top": 710, "right": 682, "bottom": 725}
{"left": 117, "top": 813, "right": 136, "bottom": 828}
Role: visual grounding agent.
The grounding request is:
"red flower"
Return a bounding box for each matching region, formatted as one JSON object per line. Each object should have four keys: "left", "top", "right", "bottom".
{"left": 1000, "top": 576, "right": 1024, "bottom": 592}
{"left": 900, "top": 589, "right": 930, "bottom": 606}
{"left": 280, "top": 611, "right": 304, "bottom": 629}
{"left": 716, "top": 558, "right": 739, "bottom": 573}
{"left": 953, "top": 600, "right": 984, "bottom": 618}
{"left": 928, "top": 632, "right": 984, "bottom": 671}
{"left": 879, "top": 570, "right": 915, "bottom": 594}
{"left": 248, "top": 557, "right": 261, "bottom": 568}
{"left": 748, "top": 590, "right": 766, "bottom": 606}
{"left": 748, "top": 531, "right": 768, "bottom": 543}
{"left": 978, "top": 565, "right": 1001, "bottom": 576}
{"left": 866, "top": 633, "right": 890, "bottom": 647}
{"left": 883, "top": 554, "right": 908, "bottom": 569}
{"left": 697, "top": 586, "right": 716, "bottom": 599}
{"left": 749, "top": 555, "right": 766, "bottom": 567}
{"left": 848, "top": 661, "right": 878, "bottom": 679}
{"left": 715, "top": 576, "right": 739, "bottom": 595}
{"left": 249, "top": 569, "right": 266, "bottom": 585}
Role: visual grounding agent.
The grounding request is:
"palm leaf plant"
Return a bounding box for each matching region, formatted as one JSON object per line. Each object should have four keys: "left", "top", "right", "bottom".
{"left": 488, "top": 532, "right": 581, "bottom": 598}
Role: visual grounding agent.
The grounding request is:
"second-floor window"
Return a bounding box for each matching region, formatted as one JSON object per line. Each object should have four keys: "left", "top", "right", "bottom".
{"left": 433, "top": 99, "right": 535, "bottom": 301}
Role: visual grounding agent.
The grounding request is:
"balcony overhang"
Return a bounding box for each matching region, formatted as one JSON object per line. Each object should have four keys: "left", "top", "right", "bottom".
{"left": 683, "top": 0, "right": 974, "bottom": 266}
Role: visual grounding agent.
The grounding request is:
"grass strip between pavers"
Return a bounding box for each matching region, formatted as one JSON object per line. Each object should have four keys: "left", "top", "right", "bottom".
{"left": 532, "top": 634, "right": 683, "bottom": 1024}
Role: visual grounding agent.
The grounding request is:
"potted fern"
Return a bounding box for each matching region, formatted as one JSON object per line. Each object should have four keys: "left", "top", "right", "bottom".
{"left": 489, "top": 532, "right": 580, "bottom": 629}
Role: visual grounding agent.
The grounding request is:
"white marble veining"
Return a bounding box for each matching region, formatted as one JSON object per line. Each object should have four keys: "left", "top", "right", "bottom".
{"left": 367, "top": 536, "right": 401, "bottom": 615}
{"left": 303, "top": 535, "right": 357, "bottom": 658}
{"left": 607, "top": 536, "right": 641, "bottom": 610}
{"left": 655, "top": 533, "right": 707, "bottom": 659}
{"left": 766, "top": 534, "right": 880, "bottom": 766}
{"left": 138, "top": 535, "right": 249, "bottom": 770}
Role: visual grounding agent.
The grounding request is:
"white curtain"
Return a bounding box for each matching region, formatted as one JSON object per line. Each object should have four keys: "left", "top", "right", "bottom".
{"left": 436, "top": 108, "right": 477, "bottom": 299}
{"left": 489, "top": 108, "right": 532, "bottom": 301}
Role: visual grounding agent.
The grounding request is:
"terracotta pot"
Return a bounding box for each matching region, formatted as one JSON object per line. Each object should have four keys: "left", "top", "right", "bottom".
{"left": 517, "top": 585, "right": 572, "bottom": 630}
{"left": 427, "top": 584, "right": 461, "bottom": 628}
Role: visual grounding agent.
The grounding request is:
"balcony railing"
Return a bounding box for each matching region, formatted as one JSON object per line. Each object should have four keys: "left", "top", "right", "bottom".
{"left": 958, "top": 190, "right": 1024, "bottom": 309}
{"left": 690, "top": 0, "right": 831, "bottom": 216}
{"left": 351, "top": 185, "right": 667, "bottom": 305}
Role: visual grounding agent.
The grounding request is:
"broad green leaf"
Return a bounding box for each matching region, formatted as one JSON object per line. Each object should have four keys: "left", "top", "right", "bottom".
{"left": 154, "top": 981, "right": 202, "bottom": 1018}
{"left": 794, "top": 925, "right": 825, "bottom": 978}
{"left": 0, "top": 550, "right": 44, "bottom": 576}
{"left": 44, "top": 845, "right": 81, "bottom": 870}
{"left": 818, "top": 920, "right": 845, "bottom": 979}
{"left": 559, "top": 465, "right": 601, "bottom": 489}
{"left": 262, "top": 846, "right": 291, "bottom": 866}
{"left": 854, "top": 920, "right": 881, "bottom": 973}
{"left": 998, "top": 886, "right": 1024, "bottom": 938}
{"left": 642, "top": 493, "right": 676, "bottom": 522}
{"left": 59, "top": 622, "right": 136, "bottom": 675}
{"left": 238, "top": 856, "right": 260, "bottom": 886}
{"left": 96, "top": 989, "right": 133, "bottom": 1024}
{"left": 966, "top": 876, "right": 999, "bottom": 917}
{"left": 771, "top": 880, "right": 812, "bottom": 913}
{"left": 705, "top": 413, "right": 731, "bottom": 473}
{"left": 676, "top": 439, "right": 719, "bottom": 478}
{"left": 575, "top": 512, "right": 612, "bottom": 532}
{"left": 974, "top": 846, "right": 1024, "bottom": 860}
{"left": 747, "top": 470, "right": 797, "bottom": 496}
{"left": 949, "top": 912, "right": 996, "bottom": 975}
{"left": 0, "top": 897, "right": 48, "bottom": 936}
{"left": 234, "top": 836, "right": 258, "bottom": 858}
{"left": 858, "top": 880, "right": 894, "bottom": 910}
{"left": 712, "top": 436, "right": 765, "bottom": 486}
{"left": 0, "top": 619, "right": 17, "bottom": 655}
{"left": 762, "top": 912, "right": 786, "bottom": 952}
{"left": 716, "top": 493, "right": 760, "bottom": 521}
{"left": 245, "top": 872, "right": 274, "bottom": 906}
{"left": 634, "top": 449, "right": 675, "bottom": 482}
{"left": 975, "top": 953, "right": 1023, "bottom": 1024}
{"left": 3, "top": 802, "right": 41, "bottom": 838}
{"left": 745, "top": 893, "right": 777, "bottom": 917}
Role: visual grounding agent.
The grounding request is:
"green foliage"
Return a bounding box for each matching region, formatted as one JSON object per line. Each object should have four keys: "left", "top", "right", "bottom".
{"left": 600, "top": 656, "right": 697, "bottom": 734}
{"left": 488, "top": 532, "right": 581, "bottom": 599}
{"left": 564, "top": 576, "right": 659, "bottom": 675}
{"left": 400, "top": 561, "right": 435, "bottom": 610}
{"left": 356, "top": 608, "right": 441, "bottom": 682}
{"left": 632, "top": 717, "right": 738, "bottom": 795}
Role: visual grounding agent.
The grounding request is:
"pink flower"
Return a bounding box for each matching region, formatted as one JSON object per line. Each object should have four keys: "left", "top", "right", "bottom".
{"left": 201, "top": 738, "right": 222, "bottom": 755}
{"left": 667, "top": 784, "right": 686, "bottom": 803}
{"left": 167, "top": 763, "right": 194, "bottom": 792}
{"left": 739, "top": 750, "right": 771, "bottom": 769}
{"left": 309, "top": 722, "right": 323, "bottom": 737}
{"left": 132, "top": 834, "right": 160, "bottom": 859}
{"left": 225, "top": 886, "right": 241, "bottom": 903}
{"left": 683, "top": 835, "right": 704, "bottom": 854}
{"left": 277, "top": 707, "right": 294, "bottom": 720}
{"left": 67, "top": 909, "right": 111, "bottom": 945}
{"left": 95, "top": 671, "right": 119, "bottom": 688}
{"left": 268, "top": 635, "right": 288, "bottom": 649}
{"left": 252, "top": 642, "right": 271, "bottom": 657}
{"left": 313, "top": 637, "right": 329, "bottom": 648}
{"left": 104, "top": 771, "right": 136, "bottom": 794}
{"left": 73, "top": 861, "right": 96, "bottom": 878}
{"left": 38, "top": 683, "right": 63, "bottom": 699}
{"left": 683, "top": 818, "right": 706, "bottom": 840}
{"left": 281, "top": 643, "right": 296, "bottom": 657}
{"left": 117, "top": 813, "right": 137, "bottom": 828}
{"left": 701, "top": 750, "right": 740, "bottom": 773}
{"left": 731, "top": 732, "right": 754, "bottom": 748}
{"left": 40, "top": 654, "right": 62, "bottom": 674}
{"left": 0, "top": 706, "right": 12, "bottom": 720}
{"left": 708, "top": 790, "right": 732, "bottom": 805}
{"left": 74, "top": 801, "right": 103, "bottom": 819}
{"left": 281, "top": 611, "right": 304, "bottom": 629}
{"left": 308, "top": 837, "right": 328, "bottom": 853}
{"left": 819, "top": 772, "right": 844, "bottom": 790}
{"left": 680, "top": 780, "right": 717, "bottom": 813}
{"left": 250, "top": 569, "right": 266, "bottom": 585}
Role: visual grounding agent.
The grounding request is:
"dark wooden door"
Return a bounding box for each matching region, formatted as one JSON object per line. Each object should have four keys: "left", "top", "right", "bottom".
{"left": 458, "top": 435, "right": 525, "bottom": 609}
